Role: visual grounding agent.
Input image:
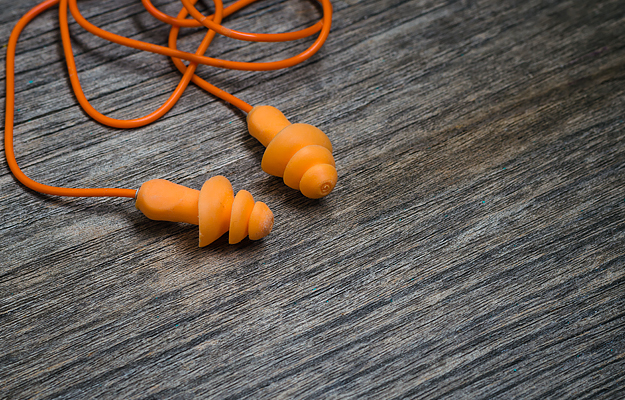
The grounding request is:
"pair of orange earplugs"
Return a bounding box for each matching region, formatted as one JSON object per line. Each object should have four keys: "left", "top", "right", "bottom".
{"left": 5, "top": 0, "right": 336, "bottom": 248}
{"left": 135, "top": 105, "right": 337, "bottom": 246}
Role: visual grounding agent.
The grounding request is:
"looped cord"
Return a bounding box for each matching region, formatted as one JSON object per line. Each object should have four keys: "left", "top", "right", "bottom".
{"left": 4, "top": 0, "right": 332, "bottom": 198}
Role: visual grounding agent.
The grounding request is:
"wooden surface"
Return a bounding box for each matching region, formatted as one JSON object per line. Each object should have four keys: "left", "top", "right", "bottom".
{"left": 1, "top": 0, "right": 624, "bottom": 398}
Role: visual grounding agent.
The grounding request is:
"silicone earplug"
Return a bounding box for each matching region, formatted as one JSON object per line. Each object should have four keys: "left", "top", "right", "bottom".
{"left": 247, "top": 106, "right": 337, "bottom": 199}
{"left": 135, "top": 177, "right": 273, "bottom": 246}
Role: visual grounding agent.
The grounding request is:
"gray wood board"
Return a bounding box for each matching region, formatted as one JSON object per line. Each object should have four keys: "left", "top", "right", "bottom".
{"left": 1, "top": 0, "right": 624, "bottom": 398}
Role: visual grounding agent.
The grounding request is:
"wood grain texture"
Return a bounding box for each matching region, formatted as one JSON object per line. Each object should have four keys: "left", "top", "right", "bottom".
{"left": 1, "top": 0, "right": 624, "bottom": 398}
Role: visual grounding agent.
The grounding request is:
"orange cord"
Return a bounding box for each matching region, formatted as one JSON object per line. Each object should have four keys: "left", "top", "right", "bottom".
{"left": 4, "top": 0, "right": 332, "bottom": 198}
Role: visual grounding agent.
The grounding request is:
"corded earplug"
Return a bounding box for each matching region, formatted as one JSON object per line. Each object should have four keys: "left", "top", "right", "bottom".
{"left": 135, "top": 176, "right": 273, "bottom": 246}
{"left": 247, "top": 106, "right": 337, "bottom": 199}
{"left": 5, "top": 0, "right": 335, "bottom": 249}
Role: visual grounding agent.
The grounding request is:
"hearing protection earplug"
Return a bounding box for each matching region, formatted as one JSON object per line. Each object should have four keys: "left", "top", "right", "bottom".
{"left": 247, "top": 106, "right": 337, "bottom": 199}
{"left": 135, "top": 176, "right": 273, "bottom": 246}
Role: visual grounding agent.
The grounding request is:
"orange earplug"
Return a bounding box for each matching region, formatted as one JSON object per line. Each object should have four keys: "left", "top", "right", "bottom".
{"left": 135, "top": 176, "right": 273, "bottom": 246}
{"left": 247, "top": 106, "right": 337, "bottom": 199}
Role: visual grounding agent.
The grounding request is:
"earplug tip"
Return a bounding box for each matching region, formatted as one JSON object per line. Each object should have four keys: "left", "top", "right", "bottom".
{"left": 248, "top": 201, "right": 274, "bottom": 241}
{"left": 299, "top": 163, "right": 337, "bottom": 199}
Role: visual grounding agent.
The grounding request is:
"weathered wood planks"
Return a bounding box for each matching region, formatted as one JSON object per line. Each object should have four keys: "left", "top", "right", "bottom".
{"left": 1, "top": 0, "right": 624, "bottom": 398}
